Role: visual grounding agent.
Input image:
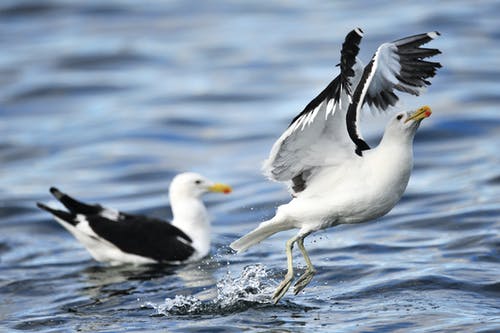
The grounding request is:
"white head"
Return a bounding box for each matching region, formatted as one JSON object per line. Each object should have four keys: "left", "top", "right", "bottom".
{"left": 168, "top": 172, "right": 231, "bottom": 261}
{"left": 383, "top": 105, "right": 432, "bottom": 144}
{"left": 169, "top": 172, "right": 232, "bottom": 200}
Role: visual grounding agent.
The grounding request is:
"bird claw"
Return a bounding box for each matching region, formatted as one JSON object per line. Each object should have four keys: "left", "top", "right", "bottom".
{"left": 293, "top": 269, "right": 316, "bottom": 295}
{"left": 272, "top": 274, "right": 294, "bottom": 304}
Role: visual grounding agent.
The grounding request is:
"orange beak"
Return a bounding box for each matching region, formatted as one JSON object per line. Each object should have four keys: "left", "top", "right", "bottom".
{"left": 208, "top": 183, "right": 232, "bottom": 194}
{"left": 405, "top": 105, "right": 432, "bottom": 123}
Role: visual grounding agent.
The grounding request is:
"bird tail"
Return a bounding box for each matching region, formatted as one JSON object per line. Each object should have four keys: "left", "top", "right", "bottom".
{"left": 230, "top": 218, "right": 292, "bottom": 253}
{"left": 49, "top": 187, "right": 100, "bottom": 215}
{"left": 36, "top": 202, "right": 77, "bottom": 226}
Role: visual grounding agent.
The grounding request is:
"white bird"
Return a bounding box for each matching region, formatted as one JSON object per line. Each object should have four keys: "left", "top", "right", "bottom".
{"left": 37, "top": 172, "right": 232, "bottom": 265}
{"left": 230, "top": 28, "right": 441, "bottom": 303}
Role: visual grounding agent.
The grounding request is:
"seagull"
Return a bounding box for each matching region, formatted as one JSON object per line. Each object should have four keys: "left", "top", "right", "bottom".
{"left": 37, "top": 172, "right": 232, "bottom": 265}
{"left": 230, "top": 28, "right": 441, "bottom": 303}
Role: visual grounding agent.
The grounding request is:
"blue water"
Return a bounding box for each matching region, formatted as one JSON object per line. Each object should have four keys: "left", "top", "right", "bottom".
{"left": 1, "top": 0, "right": 499, "bottom": 332}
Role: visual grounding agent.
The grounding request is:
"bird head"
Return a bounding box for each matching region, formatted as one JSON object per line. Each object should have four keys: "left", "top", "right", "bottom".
{"left": 169, "top": 172, "right": 232, "bottom": 199}
{"left": 385, "top": 106, "right": 432, "bottom": 142}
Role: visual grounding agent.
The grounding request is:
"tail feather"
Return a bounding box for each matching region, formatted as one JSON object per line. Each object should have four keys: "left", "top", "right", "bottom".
{"left": 230, "top": 219, "right": 291, "bottom": 253}
{"left": 36, "top": 202, "right": 77, "bottom": 226}
{"left": 50, "top": 187, "right": 100, "bottom": 215}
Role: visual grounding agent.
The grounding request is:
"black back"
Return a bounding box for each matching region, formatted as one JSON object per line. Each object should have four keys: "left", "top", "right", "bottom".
{"left": 38, "top": 187, "right": 196, "bottom": 263}
{"left": 87, "top": 214, "right": 195, "bottom": 262}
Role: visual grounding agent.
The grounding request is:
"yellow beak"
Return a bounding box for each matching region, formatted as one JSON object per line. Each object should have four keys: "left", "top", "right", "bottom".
{"left": 405, "top": 105, "right": 432, "bottom": 123}
{"left": 208, "top": 183, "right": 232, "bottom": 194}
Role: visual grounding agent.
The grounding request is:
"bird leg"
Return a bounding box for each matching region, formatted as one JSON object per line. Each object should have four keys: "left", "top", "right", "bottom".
{"left": 272, "top": 235, "right": 298, "bottom": 304}
{"left": 293, "top": 236, "right": 316, "bottom": 295}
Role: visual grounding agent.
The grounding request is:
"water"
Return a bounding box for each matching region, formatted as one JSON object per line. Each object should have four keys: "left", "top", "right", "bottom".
{"left": 1, "top": 0, "right": 499, "bottom": 331}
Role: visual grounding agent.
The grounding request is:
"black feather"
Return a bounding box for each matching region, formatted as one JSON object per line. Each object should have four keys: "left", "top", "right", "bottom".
{"left": 38, "top": 188, "right": 196, "bottom": 263}
{"left": 289, "top": 28, "right": 363, "bottom": 128}
{"left": 87, "top": 215, "right": 195, "bottom": 262}
{"left": 50, "top": 187, "right": 103, "bottom": 215}
{"left": 37, "top": 202, "right": 78, "bottom": 226}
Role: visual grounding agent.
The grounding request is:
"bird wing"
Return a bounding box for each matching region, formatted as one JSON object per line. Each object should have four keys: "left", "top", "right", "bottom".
{"left": 263, "top": 30, "right": 441, "bottom": 193}
{"left": 346, "top": 31, "right": 441, "bottom": 155}
{"left": 48, "top": 187, "right": 128, "bottom": 221}
{"left": 86, "top": 214, "right": 195, "bottom": 263}
{"left": 262, "top": 28, "right": 364, "bottom": 192}
{"left": 40, "top": 187, "right": 196, "bottom": 262}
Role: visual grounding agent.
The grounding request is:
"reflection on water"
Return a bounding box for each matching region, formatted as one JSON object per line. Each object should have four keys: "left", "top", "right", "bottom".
{"left": 1, "top": 0, "right": 499, "bottom": 332}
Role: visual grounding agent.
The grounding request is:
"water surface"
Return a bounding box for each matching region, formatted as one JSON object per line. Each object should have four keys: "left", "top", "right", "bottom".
{"left": 1, "top": 0, "right": 499, "bottom": 332}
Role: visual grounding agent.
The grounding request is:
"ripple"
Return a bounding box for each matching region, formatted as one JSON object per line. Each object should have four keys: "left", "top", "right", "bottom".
{"left": 0, "top": 2, "right": 59, "bottom": 17}
{"left": 170, "top": 92, "right": 276, "bottom": 104}
{"left": 403, "top": 209, "right": 499, "bottom": 231}
{"left": 13, "top": 317, "right": 70, "bottom": 331}
{"left": 0, "top": 0, "right": 499, "bottom": 332}
{"left": 8, "top": 84, "right": 130, "bottom": 102}
{"left": 334, "top": 274, "right": 490, "bottom": 300}
{"left": 55, "top": 52, "right": 153, "bottom": 71}
{"left": 417, "top": 117, "right": 500, "bottom": 142}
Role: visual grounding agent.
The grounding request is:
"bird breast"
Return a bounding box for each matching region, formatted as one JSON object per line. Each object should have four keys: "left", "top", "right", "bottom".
{"left": 291, "top": 145, "right": 413, "bottom": 227}
{"left": 337, "top": 145, "right": 413, "bottom": 224}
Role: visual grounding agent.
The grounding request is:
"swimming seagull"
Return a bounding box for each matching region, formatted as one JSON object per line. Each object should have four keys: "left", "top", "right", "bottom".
{"left": 230, "top": 28, "right": 441, "bottom": 303}
{"left": 37, "top": 172, "right": 232, "bottom": 265}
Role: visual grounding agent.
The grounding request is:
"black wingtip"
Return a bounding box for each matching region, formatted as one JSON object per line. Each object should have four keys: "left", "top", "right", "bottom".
{"left": 37, "top": 202, "right": 78, "bottom": 225}
{"left": 37, "top": 202, "right": 56, "bottom": 215}
{"left": 37, "top": 202, "right": 49, "bottom": 211}
{"left": 344, "top": 28, "right": 364, "bottom": 45}
{"left": 50, "top": 187, "right": 64, "bottom": 200}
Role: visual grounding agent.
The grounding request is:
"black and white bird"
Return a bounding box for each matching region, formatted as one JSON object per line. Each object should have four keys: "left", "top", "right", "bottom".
{"left": 37, "top": 172, "right": 232, "bottom": 265}
{"left": 230, "top": 28, "right": 441, "bottom": 303}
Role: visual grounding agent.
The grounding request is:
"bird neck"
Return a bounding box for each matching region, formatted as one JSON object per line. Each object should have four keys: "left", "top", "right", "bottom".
{"left": 371, "top": 132, "right": 414, "bottom": 197}
{"left": 377, "top": 131, "right": 414, "bottom": 165}
{"left": 380, "top": 125, "right": 417, "bottom": 148}
{"left": 170, "top": 195, "right": 211, "bottom": 257}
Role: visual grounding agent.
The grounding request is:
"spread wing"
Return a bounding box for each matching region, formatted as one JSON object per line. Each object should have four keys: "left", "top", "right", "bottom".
{"left": 263, "top": 29, "right": 441, "bottom": 194}
{"left": 346, "top": 31, "right": 442, "bottom": 155}
{"left": 262, "top": 28, "right": 364, "bottom": 192}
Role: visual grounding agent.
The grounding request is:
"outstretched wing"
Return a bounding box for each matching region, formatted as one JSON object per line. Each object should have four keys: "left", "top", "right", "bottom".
{"left": 262, "top": 28, "right": 364, "bottom": 192}
{"left": 346, "top": 32, "right": 441, "bottom": 155}
{"left": 263, "top": 30, "right": 441, "bottom": 193}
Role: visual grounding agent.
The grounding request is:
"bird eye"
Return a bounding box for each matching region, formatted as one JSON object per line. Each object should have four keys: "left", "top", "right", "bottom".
{"left": 195, "top": 180, "right": 202, "bottom": 185}
{"left": 396, "top": 114, "right": 403, "bottom": 121}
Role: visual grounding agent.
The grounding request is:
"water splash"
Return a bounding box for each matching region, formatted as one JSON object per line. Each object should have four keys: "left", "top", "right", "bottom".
{"left": 144, "top": 264, "right": 276, "bottom": 315}
{"left": 147, "top": 294, "right": 203, "bottom": 316}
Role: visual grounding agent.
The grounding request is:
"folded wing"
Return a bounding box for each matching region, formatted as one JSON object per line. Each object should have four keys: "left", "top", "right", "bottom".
{"left": 38, "top": 188, "right": 195, "bottom": 262}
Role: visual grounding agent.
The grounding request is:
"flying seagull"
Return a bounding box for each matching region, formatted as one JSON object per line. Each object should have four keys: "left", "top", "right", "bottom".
{"left": 230, "top": 28, "right": 441, "bottom": 303}
{"left": 37, "top": 172, "right": 232, "bottom": 265}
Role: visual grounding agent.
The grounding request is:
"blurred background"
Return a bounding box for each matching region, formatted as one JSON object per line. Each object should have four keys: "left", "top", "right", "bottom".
{"left": 0, "top": 0, "right": 499, "bottom": 332}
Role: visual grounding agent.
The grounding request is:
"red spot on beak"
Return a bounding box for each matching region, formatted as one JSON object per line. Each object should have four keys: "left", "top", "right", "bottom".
{"left": 425, "top": 110, "right": 432, "bottom": 117}
{"left": 223, "top": 188, "right": 231, "bottom": 194}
